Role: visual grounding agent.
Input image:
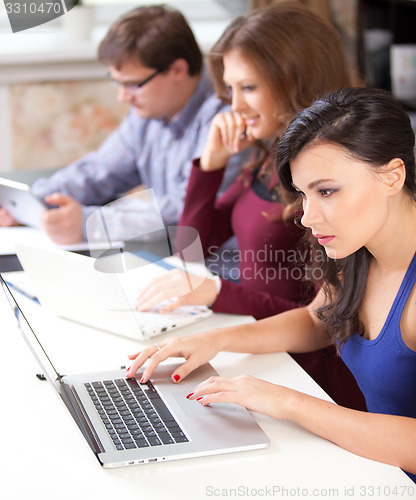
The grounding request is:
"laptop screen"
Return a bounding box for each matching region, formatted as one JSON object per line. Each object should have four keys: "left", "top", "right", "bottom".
{"left": 1, "top": 274, "right": 61, "bottom": 385}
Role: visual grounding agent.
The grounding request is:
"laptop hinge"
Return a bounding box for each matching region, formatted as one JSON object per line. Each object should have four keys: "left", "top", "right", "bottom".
{"left": 59, "top": 381, "right": 105, "bottom": 457}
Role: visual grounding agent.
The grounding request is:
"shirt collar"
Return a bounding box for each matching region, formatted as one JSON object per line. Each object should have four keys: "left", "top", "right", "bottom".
{"left": 168, "top": 64, "right": 216, "bottom": 138}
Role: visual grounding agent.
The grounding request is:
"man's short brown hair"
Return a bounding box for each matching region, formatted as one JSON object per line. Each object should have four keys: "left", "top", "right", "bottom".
{"left": 98, "top": 5, "right": 202, "bottom": 75}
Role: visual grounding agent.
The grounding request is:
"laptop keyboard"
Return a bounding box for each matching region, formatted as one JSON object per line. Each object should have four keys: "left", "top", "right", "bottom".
{"left": 85, "top": 378, "right": 188, "bottom": 451}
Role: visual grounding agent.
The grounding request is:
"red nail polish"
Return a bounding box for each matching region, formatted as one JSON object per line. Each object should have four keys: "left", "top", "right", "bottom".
{"left": 196, "top": 397, "right": 203, "bottom": 401}
{"left": 140, "top": 377, "right": 145, "bottom": 384}
{"left": 186, "top": 392, "right": 194, "bottom": 399}
{"left": 173, "top": 374, "right": 180, "bottom": 382}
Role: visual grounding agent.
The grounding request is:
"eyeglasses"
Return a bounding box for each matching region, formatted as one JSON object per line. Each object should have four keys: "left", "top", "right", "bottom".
{"left": 107, "top": 68, "right": 163, "bottom": 95}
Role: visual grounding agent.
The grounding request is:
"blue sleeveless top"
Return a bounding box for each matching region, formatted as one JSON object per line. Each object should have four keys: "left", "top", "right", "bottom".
{"left": 341, "top": 252, "right": 416, "bottom": 483}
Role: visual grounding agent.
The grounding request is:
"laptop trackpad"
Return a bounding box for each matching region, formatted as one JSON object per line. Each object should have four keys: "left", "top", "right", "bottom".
{"left": 173, "top": 391, "right": 236, "bottom": 418}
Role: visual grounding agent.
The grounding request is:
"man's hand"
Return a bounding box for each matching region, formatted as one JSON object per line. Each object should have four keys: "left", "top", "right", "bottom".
{"left": 0, "top": 207, "right": 18, "bottom": 227}
{"left": 41, "top": 193, "right": 83, "bottom": 244}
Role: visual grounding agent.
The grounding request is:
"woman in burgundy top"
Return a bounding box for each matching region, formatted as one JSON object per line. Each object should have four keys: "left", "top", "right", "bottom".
{"left": 178, "top": 158, "right": 310, "bottom": 319}
{"left": 136, "top": 3, "right": 365, "bottom": 410}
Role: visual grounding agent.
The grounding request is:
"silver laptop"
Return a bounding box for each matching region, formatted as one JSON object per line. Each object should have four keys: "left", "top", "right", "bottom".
{"left": 0, "top": 177, "right": 47, "bottom": 229}
{"left": 1, "top": 276, "right": 269, "bottom": 468}
{"left": 13, "top": 241, "right": 212, "bottom": 340}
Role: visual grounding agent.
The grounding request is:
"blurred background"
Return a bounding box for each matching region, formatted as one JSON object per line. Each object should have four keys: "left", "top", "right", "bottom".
{"left": 0, "top": 0, "right": 414, "bottom": 175}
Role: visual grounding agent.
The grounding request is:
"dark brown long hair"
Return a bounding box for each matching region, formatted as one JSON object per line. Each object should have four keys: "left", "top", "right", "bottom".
{"left": 276, "top": 87, "right": 416, "bottom": 348}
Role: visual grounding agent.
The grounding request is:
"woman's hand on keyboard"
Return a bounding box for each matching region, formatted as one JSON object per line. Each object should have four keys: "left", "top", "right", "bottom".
{"left": 135, "top": 268, "right": 219, "bottom": 312}
{"left": 186, "top": 374, "right": 292, "bottom": 420}
{"left": 126, "top": 329, "right": 223, "bottom": 384}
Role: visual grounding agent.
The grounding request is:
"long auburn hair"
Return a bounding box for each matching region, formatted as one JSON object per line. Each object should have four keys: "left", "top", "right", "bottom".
{"left": 276, "top": 87, "right": 416, "bottom": 348}
{"left": 207, "top": 1, "right": 354, "bottom": 175}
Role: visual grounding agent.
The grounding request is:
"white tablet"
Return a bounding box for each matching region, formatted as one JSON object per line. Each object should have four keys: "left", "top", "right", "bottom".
{"left": 0, "top": 177, "right": 47, "bottom": 229}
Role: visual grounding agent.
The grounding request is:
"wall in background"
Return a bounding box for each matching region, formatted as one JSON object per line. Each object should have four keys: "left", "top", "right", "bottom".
{"left": 10, "top": 80, "right": 128, "bottom": 170}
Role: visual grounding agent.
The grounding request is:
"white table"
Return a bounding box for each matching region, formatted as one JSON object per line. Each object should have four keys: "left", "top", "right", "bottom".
{"left": 0, "top": 288, "right": 414, "bottom": 500}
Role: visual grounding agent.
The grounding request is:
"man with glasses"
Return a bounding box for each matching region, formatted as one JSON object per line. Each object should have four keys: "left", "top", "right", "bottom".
{"left": 4, "top": 5, "right": 244, "bottom": 244}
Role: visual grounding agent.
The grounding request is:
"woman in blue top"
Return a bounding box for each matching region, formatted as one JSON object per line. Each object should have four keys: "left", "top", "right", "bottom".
{"left": 127, "top": 87, "right": 416, "bottom": 480}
